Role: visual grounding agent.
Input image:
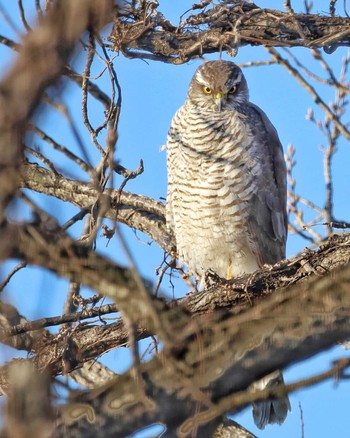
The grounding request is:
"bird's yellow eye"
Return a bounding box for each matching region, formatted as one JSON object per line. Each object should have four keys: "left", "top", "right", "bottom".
{"left": 203, "top": 86, "right": 212, "bottom": 95}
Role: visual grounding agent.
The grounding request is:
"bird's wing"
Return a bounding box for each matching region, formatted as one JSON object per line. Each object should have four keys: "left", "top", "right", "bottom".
{"left": 245, "top": 103, "right": 287, "bottom": 266}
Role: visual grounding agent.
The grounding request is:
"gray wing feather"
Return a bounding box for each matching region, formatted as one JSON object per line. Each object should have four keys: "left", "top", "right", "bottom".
{"left": 246, "top": 103, "right": 287, "bottom": 265}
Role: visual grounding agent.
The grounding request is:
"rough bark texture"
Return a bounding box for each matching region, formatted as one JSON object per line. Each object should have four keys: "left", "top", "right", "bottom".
{"left": 110, "top": 3, "right": 350, "bottom": 63}
{"left": 21, "top": 161, "right": 173, "bottom": 253}
{"left": 1, "top": 215, "right": 350, "bottom": 436}
{"left": 55, "top": 252, "right": 350, "bottom": 437}
{"left": 13, "top": 160, "right": 350, "bottom": 436}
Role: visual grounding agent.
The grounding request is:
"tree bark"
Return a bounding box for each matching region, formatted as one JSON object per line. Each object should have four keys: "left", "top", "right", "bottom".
{"left": 110, "top": 3, "right": 350, "bottom": 63}
{"left": 55, "top": 254, "right": 350, "bottom": 437}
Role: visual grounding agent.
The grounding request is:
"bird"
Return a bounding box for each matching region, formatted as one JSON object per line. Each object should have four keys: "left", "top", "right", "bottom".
{"left": 165, "top": 60, "right": 290, "bottom": 429}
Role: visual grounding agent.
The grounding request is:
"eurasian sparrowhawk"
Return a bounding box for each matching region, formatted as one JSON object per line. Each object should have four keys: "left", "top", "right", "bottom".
{"left": 166, "top": 60, "right": 290, "bottom": 430}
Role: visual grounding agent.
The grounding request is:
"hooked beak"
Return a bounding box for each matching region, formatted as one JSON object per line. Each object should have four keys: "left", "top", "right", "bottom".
{"left": 214, "top": 92, "right": 226, "bottom": 111}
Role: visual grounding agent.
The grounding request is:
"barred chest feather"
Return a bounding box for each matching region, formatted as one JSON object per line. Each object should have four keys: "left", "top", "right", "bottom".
{"left": 166, "top": 105, "right": 263, "bottom": 281}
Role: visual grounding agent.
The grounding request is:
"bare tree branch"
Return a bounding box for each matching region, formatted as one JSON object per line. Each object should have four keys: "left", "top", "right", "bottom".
{"left": 20, "top": 161, "right": 173, "bottom": 253}
{"left": 110, "top": 3, "right": 350, "bottom": 64}
{"left": 55, "top": 254, "right": 350, "bottom": 436}
{"left": 1, "top": 230, "right": 349, "bottom": 401}
{"left": 4, "top": 361, "right": 54, "bottom": 437}
{"left": 0, "top": 0, "right": 113, "bottom": 222}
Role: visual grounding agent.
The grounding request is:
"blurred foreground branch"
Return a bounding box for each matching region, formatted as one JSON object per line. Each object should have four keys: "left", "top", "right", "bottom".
{"left": 54, "top": 246, "right": 350, "bottom": 436}
{"left": 0, "top": 0, "right": 112, "bottom": 220}
{"left": 1, "top": 219, "right": 350, "bottom": 435}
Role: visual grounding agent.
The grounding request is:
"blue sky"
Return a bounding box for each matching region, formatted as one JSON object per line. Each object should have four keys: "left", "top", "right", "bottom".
{"left": 1, "top": 1, "right": 350, "bottom": 437}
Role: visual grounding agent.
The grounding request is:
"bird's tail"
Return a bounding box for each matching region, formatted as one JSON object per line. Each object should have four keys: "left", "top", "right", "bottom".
{"left": 251, "top": 370, "right": 291, "bottom": 430}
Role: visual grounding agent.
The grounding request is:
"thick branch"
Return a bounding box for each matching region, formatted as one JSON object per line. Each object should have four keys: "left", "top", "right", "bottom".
{"left": 20, "top": 161, "right": 173, "bottom": 253}
{"left": 2, "top": 233, "right": 350, "bottom": 379}
{"left": 182, "top": 232, "right": 350, "bottom": 312}
{"left": 110, "top": 4, "right": 350, "bottom": 63}
{"left": 0, "top": 221, "right": 173, "bottom": 339}
{"left": 56, "top": 257, "right": 350, "bottom": 436}
{"left": 4, "top": 220, "right": 346, "bottom": 435}
{"left": 2, "top": 218, "right": 350, "bottom": 435}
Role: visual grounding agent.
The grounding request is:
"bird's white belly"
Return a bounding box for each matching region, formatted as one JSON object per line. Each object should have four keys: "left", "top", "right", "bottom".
{"left": 174, "top": 191, "right": 259, "bottom": 279}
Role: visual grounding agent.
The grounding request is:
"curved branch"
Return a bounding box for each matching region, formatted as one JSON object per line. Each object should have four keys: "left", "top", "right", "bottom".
{"left": 55, "top": 254, "right": 350, "bottom": 436}
{"left": 20, "top": 161, "right": 174, "bottom": 253}
{"left": 0, "top": 221, "right": 171, "bottom": 338}
{"left": 110, "top": 4, "right": 350, "bottom": 64}
{"left": 2, "top": 213, "right": 350, "bottom": 435}
{"left": 3, "top": 230, "right": 350, "bottom": 378}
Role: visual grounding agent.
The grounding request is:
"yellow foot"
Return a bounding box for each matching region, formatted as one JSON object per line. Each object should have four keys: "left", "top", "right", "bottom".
{"left": 226, "top": 265, "right": 234, "bottom": 280}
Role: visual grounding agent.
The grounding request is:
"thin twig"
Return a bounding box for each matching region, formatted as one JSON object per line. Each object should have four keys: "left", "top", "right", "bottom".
{"left": 81, "top": 31, "right": 105, "bottom": 155}
{"left": 299, "top": 401, "right": 305, "bottom": 438}
{"left": 18, "top": 0, "right": 31, "bottom": 31}
{"left": 62, "top": 210, "right": 89, "bottom": 231}
{"left": 24, "top": 145, "right": 58, "bottom": 174}
{"left": 6, "top": 304, "right": 119, "bottom": 336}
{"left": 0, "top": 34, "right": 20, "bottom": 50}
{"left": 0, "top": 4, "right": 21, "bottom": 34}
{"left": 267, "top": 47, "right": 350, "bottom": 141}
{"left": 0, "top": 262, "right": 27, "bottom": 292}
{"left": 28, "top": 124, "right": 95, "bottom": 177}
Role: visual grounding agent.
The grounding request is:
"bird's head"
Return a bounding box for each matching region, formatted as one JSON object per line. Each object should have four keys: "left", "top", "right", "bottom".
{"left": 187, "top": 60, "right": 249, "bottom": 112}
